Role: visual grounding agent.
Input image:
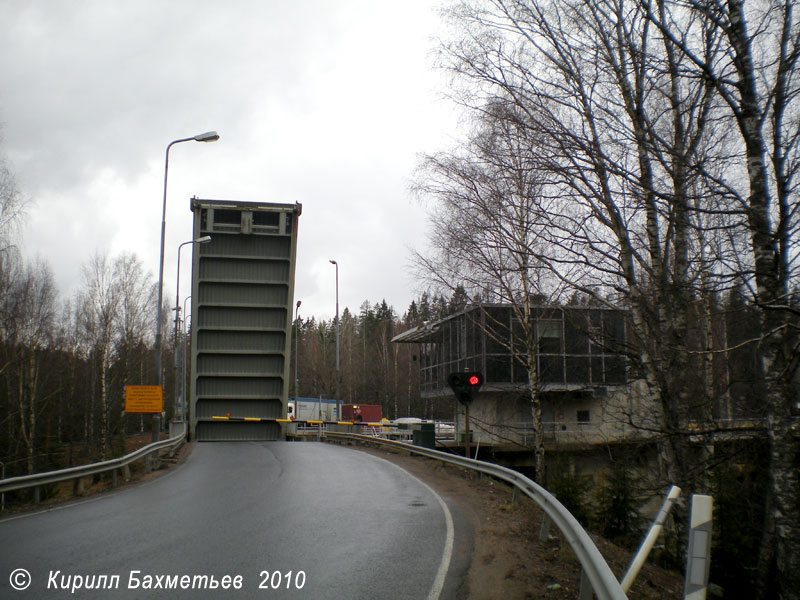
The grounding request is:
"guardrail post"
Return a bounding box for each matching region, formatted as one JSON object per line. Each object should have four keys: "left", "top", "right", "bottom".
{"left": 580, "top": 568, "right": 593, "bottom": 600}
{"left": 34, "top": 485, "right": 41, "bottom": 505}
{"left": 540, "top": 513, "right": 552, "bottom": 541}
{"left": 112, "top": 469, "right": 118, "bottom": 488}
{"left": 579, "top": 534, "right": 600, "bottom": 599}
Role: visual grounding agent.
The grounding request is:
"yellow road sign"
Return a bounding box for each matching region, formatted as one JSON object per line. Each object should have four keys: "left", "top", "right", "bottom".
{"left": 125, "top": 385, "right": 163, "bottom": 413}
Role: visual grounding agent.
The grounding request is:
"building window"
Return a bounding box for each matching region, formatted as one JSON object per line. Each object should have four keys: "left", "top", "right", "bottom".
{"left": 577, "top": 409, "right": 590, "bottom": 424}
{"left": 538, "top": 319, "right": 562, "bottom": 354}
{"left": 487, "top": 356, "right": 511, "bottom": 383}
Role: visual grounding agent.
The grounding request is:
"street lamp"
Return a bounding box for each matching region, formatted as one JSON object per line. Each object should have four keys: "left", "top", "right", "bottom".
{"left": 294, "top": 300, "right": 301, "bottom": 407}
{"left": 329, "top": 260, "right": 340, "bottom": 420}
{"left": 182, "top": 294, "right": 192, "bottom": 426}
{"left": 154, "top": 131, "right": 219, "bottom": 442}
{"left": 174, "top": 236, "right": 211, "bottom": 422}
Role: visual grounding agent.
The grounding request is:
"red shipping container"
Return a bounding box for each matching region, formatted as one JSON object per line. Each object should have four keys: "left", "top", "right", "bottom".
{"left": 342, "top": 404, "right": 382, "bottom": 423}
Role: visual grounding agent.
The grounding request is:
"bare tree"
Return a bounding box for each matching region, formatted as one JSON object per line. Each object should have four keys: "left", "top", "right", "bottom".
{"left": 413, "top": 103, "right": 559, "bottom": 480}
{"left": 78, "top": 252, "right": 120, "bottom": 461}
{"left": 427, "top": 0, "right": 799, "bottom": 595}
{"left": 426, "top": 0, "right": 782, "bottom": 563}
{"left": 112, "top": 252, "right": 155, "bottom": 445}
{"left": 643, "top": 1, "right": 800, "bottom": 597}
{"left": 0, "top": 149, "right": 25, "bottom": 385}
{"left": 51, "top": 298, "right": 89, "bottom": 463}
{"left": 0, "top": 255, "right": 56, "bottom": 474}
{"left": 0, "top": 152, "right": 26, "bottom": 257}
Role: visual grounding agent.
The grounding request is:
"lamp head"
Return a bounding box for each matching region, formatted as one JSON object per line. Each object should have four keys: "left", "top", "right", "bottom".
{"left": 193, "top": 131, "right": 220, "bottom": 142}
{"left": 195, "top": 235, "right": 212, "bottom": 244}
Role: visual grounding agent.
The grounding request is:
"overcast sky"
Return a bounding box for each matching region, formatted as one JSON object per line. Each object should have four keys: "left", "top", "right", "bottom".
{"left": 0, "top": 0, "right": 460, "bottom": 322}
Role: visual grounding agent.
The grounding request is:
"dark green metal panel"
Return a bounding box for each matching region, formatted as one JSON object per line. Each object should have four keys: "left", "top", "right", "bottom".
{"left": 196, "top": 420, "right": 281, "bottom": 442}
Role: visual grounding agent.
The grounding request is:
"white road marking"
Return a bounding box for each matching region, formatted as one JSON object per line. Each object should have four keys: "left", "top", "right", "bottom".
{"left": 375, "top": 457, "right": 455, "bottom": 600}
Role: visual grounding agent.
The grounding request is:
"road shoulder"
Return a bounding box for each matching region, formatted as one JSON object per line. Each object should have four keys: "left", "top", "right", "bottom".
{"left": 352, "top": 444, "right": 683, "bottom": 600}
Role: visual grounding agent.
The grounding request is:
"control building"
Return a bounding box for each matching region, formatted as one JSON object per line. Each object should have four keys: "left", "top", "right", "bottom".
{"left": 392, "top": 303, "right": 658, "bottom": 452}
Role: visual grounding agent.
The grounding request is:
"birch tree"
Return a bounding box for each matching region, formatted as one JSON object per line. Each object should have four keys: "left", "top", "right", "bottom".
{"left": 113, "top": 252, "right": 155, "bottom": 442}
{"left": 430, "top": 0, "right": 799, "bottom": 595}
{"left": 413, "top": 104, "right": 557, "bottom": 480}
{"left": 78, "top": 252, "right": 120, "bottom": 461}
{"left": 643, "top": 1, "right": 800, "bottom": 597}
{"left": 0, "top": 257, "right": 56, "bottom": 474}
{"left": 0, "top": 152, "right": 25, "bottom": 257}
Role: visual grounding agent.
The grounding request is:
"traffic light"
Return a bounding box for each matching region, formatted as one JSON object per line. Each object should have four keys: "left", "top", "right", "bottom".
{"left": 447, "top": 371, "right": 484, "bottom": 406}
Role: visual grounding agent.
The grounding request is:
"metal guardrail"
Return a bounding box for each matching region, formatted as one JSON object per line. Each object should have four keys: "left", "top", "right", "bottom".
{"left": 0, "top": 432, "right": 186, "bottom": 500}
{"left": 323, "top": 431, "right": 628, "bottom": 600}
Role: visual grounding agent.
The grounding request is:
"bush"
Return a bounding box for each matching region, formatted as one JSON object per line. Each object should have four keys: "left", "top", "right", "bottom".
{"left": 592, "top": 461, "right": 644, "bottom": 547}
{"left": 547, "top": 460, "right": 593, "bottom": 526}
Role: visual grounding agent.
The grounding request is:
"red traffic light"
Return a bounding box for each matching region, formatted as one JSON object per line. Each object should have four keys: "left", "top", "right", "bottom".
{"left": 447, "top": 371, "right": 484, "bottom": 405}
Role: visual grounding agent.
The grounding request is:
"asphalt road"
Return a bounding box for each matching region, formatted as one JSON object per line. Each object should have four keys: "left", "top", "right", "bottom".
{"left": 0, "top": 442, "right": 469, "bottom": 600}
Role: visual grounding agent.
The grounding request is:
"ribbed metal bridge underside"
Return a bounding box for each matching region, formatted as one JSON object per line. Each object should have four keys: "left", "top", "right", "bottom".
{"left": 196, "top": 420, "right": 282, "bottom": 441}
{"left": 190, "top": 199, "right": 300, "bottom": 442}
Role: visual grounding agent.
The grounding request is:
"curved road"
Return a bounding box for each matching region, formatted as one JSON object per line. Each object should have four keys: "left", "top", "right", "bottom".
{"left": 0, "top": 442, "right": 470, "bottom": 599}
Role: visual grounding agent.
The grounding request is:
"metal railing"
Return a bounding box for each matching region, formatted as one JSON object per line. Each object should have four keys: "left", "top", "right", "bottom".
{"left": 323, "top": 431, "right": 628, "bottom": 600}
{"left": 0, "top": 431, "right": 186, "bottom": 504}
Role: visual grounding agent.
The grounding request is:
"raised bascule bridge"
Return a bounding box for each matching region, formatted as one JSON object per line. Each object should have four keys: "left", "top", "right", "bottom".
{"left": 188, "top": 197, "right": 301, "bottom": 442}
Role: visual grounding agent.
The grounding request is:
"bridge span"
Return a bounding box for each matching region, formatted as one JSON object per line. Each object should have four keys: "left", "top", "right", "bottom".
{"left": 0, "top": 442, "right": 468, "bottom": 599}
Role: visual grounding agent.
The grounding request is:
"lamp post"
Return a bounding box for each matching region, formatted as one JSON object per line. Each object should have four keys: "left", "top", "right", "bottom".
{"left": 329, "top": 260, "right": 340, "bottom": 420}
{"left": 182, "top": 294, "right": 192, "bottom": 426}
{"left": 154, "top": 131, "right": 219, "bottom": 442}
{"left": 294, "top": 300, "right": 301, "bottom": 407}
{"left": 174, "top": 236, "right": 211, "bottom": 422}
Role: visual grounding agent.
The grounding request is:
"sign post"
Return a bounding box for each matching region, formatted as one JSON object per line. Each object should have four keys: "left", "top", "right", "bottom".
{"left": 125, "top": 386, "right": 164, "bottom": 472}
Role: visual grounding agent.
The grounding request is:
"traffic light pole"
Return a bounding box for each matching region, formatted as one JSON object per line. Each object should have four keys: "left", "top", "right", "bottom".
{"left": 464, "top": 404, "right": 470, "bottom": 459}
{"left": 447, "top": 371, "right": 482, "bottom": 459}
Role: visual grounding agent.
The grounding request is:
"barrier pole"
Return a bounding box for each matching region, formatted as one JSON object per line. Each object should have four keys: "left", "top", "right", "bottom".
{"left": 620, "top": 485, "right": 681, "bottom": 592}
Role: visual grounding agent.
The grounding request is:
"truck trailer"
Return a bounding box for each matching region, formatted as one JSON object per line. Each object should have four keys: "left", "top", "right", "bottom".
{"left": 341, "top": 404, "right": 382, "bottom": 423}
{"left": 287, "top": 397, "right": 338, "bottom": 422}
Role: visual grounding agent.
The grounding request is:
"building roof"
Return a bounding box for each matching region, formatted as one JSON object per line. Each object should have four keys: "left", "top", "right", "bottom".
{"left": 392, "top": 321, "right": 442, "bottom": 343}
{"left": 391, "top": 303, "right": 493, "bottom": 343}
{"left": 392, "top": 302, "right": 621, "bottom": 344}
